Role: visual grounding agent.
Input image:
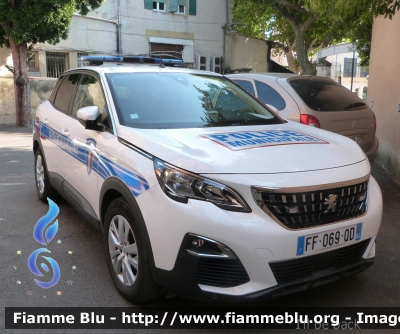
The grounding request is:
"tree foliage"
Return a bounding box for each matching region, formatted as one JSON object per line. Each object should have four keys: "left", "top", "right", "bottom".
{"left": 306, "top": 0, "right": 400, "bottom": 19}
{"left": 307, "top": 1, "right": 379, "bottom": 68}
{"left": 0, "top": 0, "right": 103, "bottom": 49}
{"left": 306, "top": 0, "right": 400, "bottom": 66}
{"left": 233, "top": 0, "right": 298, "bottom": 72}
{"left": 232, "top": 0, "right": 272, "bottom": 40}
{"left": 347, "top": 14, "right": 373, "bottom": 67}
{"left": 233, "top": 0, "right": 399, "bottom": 74}
{"left": 233, "top": 0, "right": 347, "bottom": 74}
{"left": 0, "top": 0, "right": 103, "bottom": 126}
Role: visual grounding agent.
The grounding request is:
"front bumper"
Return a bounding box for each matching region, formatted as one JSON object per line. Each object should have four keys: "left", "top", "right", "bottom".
{"left": 156, "top": 233, "right": 375, "bottom": 301}
{"left": 136, "top": 169, "right": 382, "bottom": 300}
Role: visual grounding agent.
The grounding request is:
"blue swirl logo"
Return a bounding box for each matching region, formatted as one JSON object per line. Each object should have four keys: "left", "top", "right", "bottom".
{"left": 28, "top": 198, "right": 60, "bottom": 288}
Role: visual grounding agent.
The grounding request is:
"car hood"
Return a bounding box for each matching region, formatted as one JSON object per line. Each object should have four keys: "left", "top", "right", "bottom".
{"left": 117, "top": 121, "right": 367, "bottom": 174}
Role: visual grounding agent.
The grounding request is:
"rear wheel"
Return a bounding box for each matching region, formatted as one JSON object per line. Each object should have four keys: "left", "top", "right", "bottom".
{"left": 104, "top": 198, "right": 161, "bottom": 303}
{"left": 34, "top": 148, "right": 59, "bottom": 202}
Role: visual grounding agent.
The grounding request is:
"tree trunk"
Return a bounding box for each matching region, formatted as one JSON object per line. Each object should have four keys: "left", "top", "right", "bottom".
{"left": 294, "top": 29, "right": 316, "bottom": 75}
{"left": 285, "top": 50, "right": 298, "bottom": 73}
{"left": 9, "top": 39, "right": 32, "bottom": 127}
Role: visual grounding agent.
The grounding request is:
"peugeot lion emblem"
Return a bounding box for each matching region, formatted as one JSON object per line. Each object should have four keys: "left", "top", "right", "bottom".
{"left": 324, "top": 194, "right": 338, "bottom": 213}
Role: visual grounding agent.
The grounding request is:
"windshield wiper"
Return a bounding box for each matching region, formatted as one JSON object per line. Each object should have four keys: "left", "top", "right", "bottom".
{"left": 344, "top": 102, "right": 366, "bottom": 110}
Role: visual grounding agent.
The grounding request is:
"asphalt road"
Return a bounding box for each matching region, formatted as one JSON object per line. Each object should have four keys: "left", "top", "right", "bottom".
{"left": 1, "top": 124, "right": 399, "bottom": 334}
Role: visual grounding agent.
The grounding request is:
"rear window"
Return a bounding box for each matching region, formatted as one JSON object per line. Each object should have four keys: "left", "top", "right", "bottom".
{"left": 106, "top": 72, "right": 283, "bottom": 129}
{"left": 289, "top": 78, "right": 368, "bottom": 112}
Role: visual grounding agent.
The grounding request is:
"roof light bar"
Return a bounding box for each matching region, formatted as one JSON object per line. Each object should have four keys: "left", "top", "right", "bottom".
{"left": 79, "top": 55, "right": 185, "bottom": 67}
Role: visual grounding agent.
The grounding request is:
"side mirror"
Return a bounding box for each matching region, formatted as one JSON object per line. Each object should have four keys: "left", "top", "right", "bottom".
{"left": 76, "top": 106, "right": 105, "bottom": 131}
{"left": 77, "top": 106, "right": 99, "bottom": 121}
{"left": 266, "top": 104, "right": 279, "bottom": 114}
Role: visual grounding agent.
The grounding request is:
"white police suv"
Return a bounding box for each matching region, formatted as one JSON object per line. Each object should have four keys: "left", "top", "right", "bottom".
{"left": 33, "top": 56, "right": 382, "bottom": 303}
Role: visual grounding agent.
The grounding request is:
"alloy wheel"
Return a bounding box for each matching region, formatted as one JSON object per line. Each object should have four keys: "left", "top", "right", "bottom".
{"left": 36, "top": 155, "right": 45, "bottom": 195}
{"left": 108, "top": 215, "right": 139, "bottom": 286}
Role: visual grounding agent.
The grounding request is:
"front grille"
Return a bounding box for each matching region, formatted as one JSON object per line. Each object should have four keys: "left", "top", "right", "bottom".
{"left": 257, "top": 180, "right": 368, "bottom": 229}
{"left": 269, "top": 239, "right": 371, "bottom": 284}
{"left": 197, "top": 258, "right": 250, "bottom": 288}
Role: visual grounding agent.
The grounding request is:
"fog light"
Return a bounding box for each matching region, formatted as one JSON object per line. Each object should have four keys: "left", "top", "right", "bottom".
{"left": 186, "top": 234, "right": 236, "bottom": 259}
{"left": 192, "top": 239, "right": 204, "bottom": 248}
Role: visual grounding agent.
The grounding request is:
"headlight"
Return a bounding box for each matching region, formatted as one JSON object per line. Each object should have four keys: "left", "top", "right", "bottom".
{"left": 154, "top": 158, "right": 251, "bottom": 213}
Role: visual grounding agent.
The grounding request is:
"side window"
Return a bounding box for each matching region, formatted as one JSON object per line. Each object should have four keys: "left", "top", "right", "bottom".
{"left": 48, "top": 76, "right": 65, "bottom": 103}
{"left": 233, "top": 79, "right": 255, "bottom": 95}
{"left": 72, "top": 74, "right": 111, "bottom": 129}
{"left": 53, "top": 73, "right": 81, "bottom": 113}
{"left": 254, "top": 80, "right": 286, "bottom": 111}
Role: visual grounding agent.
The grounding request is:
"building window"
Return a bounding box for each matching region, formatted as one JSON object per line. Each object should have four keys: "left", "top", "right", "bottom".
{"left": 153, "top": 1, "right": 165, "bottom": 11}
{"left": 145, "top": 0, "right": 189, "bottom": 13}
{"left": 343, "top": 57, "right": 357, "bottom": 78}
{"left": 150, "top": 43, "right": 183, "bottom": 60}
{"left": 46, "top": 52, "right": 68, "bottom": 78}
{"left": 176, "top": 0, "right": 186, "bottom": 13}
{"left": 28, "top": 52, "right": 39, "bottom": 70}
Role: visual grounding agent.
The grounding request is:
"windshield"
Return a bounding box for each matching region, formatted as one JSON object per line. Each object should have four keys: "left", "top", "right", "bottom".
{"left": 289, "top": 78, "right": 368, "bottom": 112}
{"left": 106, "top": 72, "right": 283, "bottom": 129}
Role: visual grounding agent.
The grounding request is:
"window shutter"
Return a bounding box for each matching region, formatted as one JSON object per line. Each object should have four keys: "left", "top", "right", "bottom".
{"left": 144, "top": 0, "right": 152, "bottom": 9}
{"left": 343, "top": 58, "right": 350, "bottom": 77}
{"left": 189, "top": 0, "right": 196, "bottom": 15}
{"left": 353, "top": 58, "right": 358, "bottom": 76}
{"left": 169, "top": 0, "right": 178, "bottom": 12}
{"left": 178, "top": 0, "right": 186, "bottom": 6}
{"left": 344, "top": 58, "right": 349, "bottom": 71}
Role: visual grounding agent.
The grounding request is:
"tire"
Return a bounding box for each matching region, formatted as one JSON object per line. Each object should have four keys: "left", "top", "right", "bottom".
{"left": 104, "top": 197, "right": 161, "bottom": 303}
{"left": 34, "top": 148, "right": 59, "bottom": 203}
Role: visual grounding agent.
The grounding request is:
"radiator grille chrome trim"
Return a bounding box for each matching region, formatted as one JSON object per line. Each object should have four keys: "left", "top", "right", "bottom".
{"left": 252, "top": 174, "right": 369, "bottom": 230}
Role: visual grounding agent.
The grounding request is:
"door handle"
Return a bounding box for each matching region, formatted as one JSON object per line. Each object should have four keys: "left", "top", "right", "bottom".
{"left": 62, "top": 128, "right": 70, "bottom": 136}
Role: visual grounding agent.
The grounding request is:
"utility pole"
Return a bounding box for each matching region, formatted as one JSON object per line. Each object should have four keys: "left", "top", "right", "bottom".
{"left": 350, "top": 47, "right": 356, "bottom": 92}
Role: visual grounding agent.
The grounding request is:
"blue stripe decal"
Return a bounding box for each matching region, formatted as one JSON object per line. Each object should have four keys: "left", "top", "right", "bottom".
{"left": 296, "top": 236, "right": 305, "bottom": 256}
{"left": 355, "top": 223, "right": 362, "bottom": 241}
{"left": 38, "top": 122, "right": 149, "bottom": 197}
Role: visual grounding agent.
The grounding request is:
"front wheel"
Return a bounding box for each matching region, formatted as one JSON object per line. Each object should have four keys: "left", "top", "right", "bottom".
{"left": 34, "top": 148, "right": 59, "bottom": 202}
{"left": 104, "top": 198, "right": 161, "bottom": 303}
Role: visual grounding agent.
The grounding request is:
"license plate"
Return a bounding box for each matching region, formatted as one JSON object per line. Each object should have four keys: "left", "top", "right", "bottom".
{"left": 296, "top": 223, "right": 363, "bottom": 256}
{"left": 348, "top": 134, "right": 362, "bottom": 143}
